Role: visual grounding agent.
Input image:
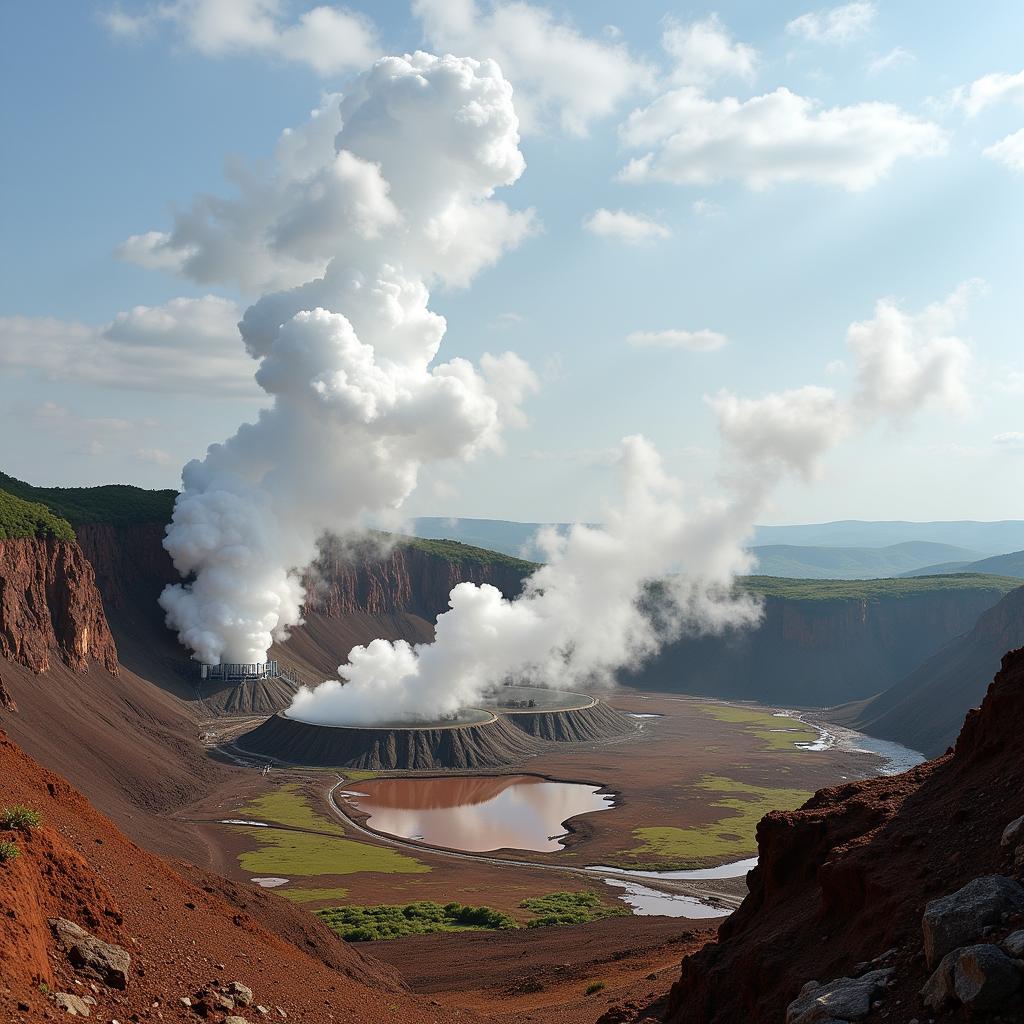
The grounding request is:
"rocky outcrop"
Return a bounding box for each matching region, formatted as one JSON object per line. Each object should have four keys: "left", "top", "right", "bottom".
{"left": 0, "top": 538, "right": 117, "bottom": 676}
{"left": 666, "top": 645, "right": 1024, "bottom": 1024}
{"left": 75, "top": 522, "right": 176, "bottom": 611}
{"left": 629, "top": 586, "right": 1013, "bottom": 706}
{"left": 852, "top": 584, "right": 1024, "bottom": 756}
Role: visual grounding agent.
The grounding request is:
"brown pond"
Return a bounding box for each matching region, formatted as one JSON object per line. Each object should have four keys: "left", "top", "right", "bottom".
{"left": 345, "top": 775, "right": 614, "bottom": 853}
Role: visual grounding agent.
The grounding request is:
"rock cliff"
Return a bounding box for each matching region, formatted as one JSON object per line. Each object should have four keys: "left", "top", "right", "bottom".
{"left": 0, "top": 537, "right": 117, "bottom": 678}
{"left": 851, "top": 584, "right": 1024, "bottom": 756}
{"left": 666, "top": 645, "right": 1024, "bottom": 1023}
{"left": 630, "top": 586, "right": 1012, "bottom": 706}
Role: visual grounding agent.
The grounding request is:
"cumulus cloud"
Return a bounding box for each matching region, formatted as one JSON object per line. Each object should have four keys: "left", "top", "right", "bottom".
{"left": 984, "top": 129, "right": 1024, "bottom": 173}
{"left": 412, "top": 0, "right": 653, "bottom": 135}
{"left": 583, "top": 209, "right": 670, "bottom": 244}
{"left": 103, "top": 0, "right": 380, "bottom": 76}
{"left": 157, "top": 53, "right": 539, "bottom": 666}
{"left": 0, "top": 296, "right": 259, "bottom": 397}
{"left": 119, "top": 86, "right": 537, "bottom": 295}
{"left": 662, "top": 14, "right": 757, "bottom": 86}
{"left": 993, "top": 432, "right": 1024, "bottom": 451}
{"left": 848, "top": 281, "right": 980, "bottom": 418}
{"left": 786, "top": 2, "right": 876, "bottom": 45}
{"left": 627, "top": 329, "right": 726, "bottom": 352}
{"left": 954, "top": 68, "right": 1024, "bottom": 117}
{"left": 618, "top": 86, "right": 946, "bottom": 190}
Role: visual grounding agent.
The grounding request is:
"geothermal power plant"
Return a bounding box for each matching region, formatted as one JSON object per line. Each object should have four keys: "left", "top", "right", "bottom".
{"left": 235, "top": 685, "right": 636, "bottom": 770}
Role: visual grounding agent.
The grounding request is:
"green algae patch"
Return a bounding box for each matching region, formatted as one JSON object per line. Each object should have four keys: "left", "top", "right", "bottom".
{"left": 278, "top": 886, "right": 351, "bottom": 904}
{"left": 232, "top": 783, "right": 427, "bottom": 878}
{"left": 627, "top": 774, "right": 811, "bottom": 866}
{"left": 697, "top": 703, "right": 820, "bottom": 751}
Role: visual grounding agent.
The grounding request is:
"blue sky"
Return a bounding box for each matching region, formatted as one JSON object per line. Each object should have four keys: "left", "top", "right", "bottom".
{"left": 2, "top": 0, "right": 1023, "bottom": 524}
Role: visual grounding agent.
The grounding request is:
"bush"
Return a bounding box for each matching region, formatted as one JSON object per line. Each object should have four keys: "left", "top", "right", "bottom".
{"left": 0, "top": 841, "right": 20, "bottom": 863}
{"left": 0, "top": 490, "right": 75, "bottom": 542}
{"left": 1, "top": 805, "right": 41, "bottom": 830}
{"left": 317, "top": 900, "right": 517, "bottom": 942}
{"left": 585, "top": 982, "right": 605, "bottom": 996}
{"left": 521, "top": 891, "right": 626, "bottom": 928}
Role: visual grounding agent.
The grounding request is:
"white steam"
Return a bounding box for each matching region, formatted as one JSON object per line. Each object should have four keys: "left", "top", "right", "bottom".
{"left": 288, "top": 282, "right": 979, "bottom": 725}
{"left": 158, "top": 53, "right": 537, "bottom": 665}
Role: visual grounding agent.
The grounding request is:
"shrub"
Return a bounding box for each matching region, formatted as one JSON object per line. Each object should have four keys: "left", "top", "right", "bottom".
{"left": 585, "top": 982, "right": 605, "bottom": 996}
{"left": 521, "top": 891, "right": 626, "bottom": 928}
{"left": 317, "top": 900, "right": 517, "bottom": 941}
{"left": 1, "top": 805, "right": 41, "bottom": 830}
{"left": 0, "top": 841, "right": 20, "bottom": 863}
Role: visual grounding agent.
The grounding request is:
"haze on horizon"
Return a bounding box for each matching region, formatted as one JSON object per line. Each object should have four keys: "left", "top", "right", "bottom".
{"left": 1, "top": 0, "right": 1023, "bottom": 528}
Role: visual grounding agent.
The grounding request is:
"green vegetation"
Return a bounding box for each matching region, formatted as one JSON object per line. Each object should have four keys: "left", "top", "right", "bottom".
{"left": 402, "top": 535, "right": 536, "bottom": 575}
{"left": 739, "top": 573, "right": 1022, "bottom": 601}
{"left": 0, "top": 841, "right": 20, "bottom": 863}
{"left": 339, "top": 770, "right": 379, "bottom": 782}
{"left": 628, "top": 774, "right": 811, "bottom": 867}
{"left": 318, "top": 900, "right": 517, "bottom": 942}
{"left": 585, "top": 982, "right": 606, "bottom": 996}
{"left": 520, "top": 891, "right": 626, "bottom": 928}
{"left": 0, "top": 489, "right": 75, "bottom": 542}
{"left": 0, "top": 805, "right": 41, "bottom": 830}
{"left": 0, "top": 471, "right": 176, "bottom": 527}
{"left": 696, "top": 704, "right": 820, "bottom": 751}
{"left": 232, "top": 784, "right": 427, "bottom": 878}
{"left": 278, "top": 886, "right": 350, "bottom": 904}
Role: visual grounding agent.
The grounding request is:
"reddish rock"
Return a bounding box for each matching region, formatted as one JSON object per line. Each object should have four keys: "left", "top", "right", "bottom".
{"left": 0, "top": 538, "right": 117, "bottom": 676}
{"left": 666, "top": 646, "right": 1024, "bottom": 1024}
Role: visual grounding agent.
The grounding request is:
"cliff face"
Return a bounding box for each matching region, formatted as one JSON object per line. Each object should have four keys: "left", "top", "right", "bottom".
{"left": 629, "top": 589, "right": 1008, "bottom": 706}
{"left": 666, "top": 645, "right": 1024, "bottom": 1024}
{"left": 853, "top": 584, "right": 1024, "bottom": 756}
{"left": 0, "top": 537, "right": 117, "bottom": 677}
{"left": 75, "top": 522, "right": 177, "bottom": 610}
{"left": 303, "top": 537, "right": 528, "bottom": 619}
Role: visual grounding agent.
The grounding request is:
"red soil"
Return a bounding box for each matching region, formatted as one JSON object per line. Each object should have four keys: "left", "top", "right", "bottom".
{"left": 0, "top": 728, "right": 475, "bottom": 1024}
{"left": 667, "top": 646, "right": 1024, "bottom": 1023}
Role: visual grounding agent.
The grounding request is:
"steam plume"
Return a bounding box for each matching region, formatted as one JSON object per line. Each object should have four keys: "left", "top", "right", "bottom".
{"left": 159, "top": 53, "right": 537, "bottom": 665}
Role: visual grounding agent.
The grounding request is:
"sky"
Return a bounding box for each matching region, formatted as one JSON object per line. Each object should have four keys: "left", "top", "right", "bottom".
{"left": 1, "top": 0, "right": 1023, "bottom": 526}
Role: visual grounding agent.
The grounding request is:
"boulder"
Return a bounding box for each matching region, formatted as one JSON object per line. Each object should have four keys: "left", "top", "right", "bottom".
{"left": 52, "top": 992, "right": 91, "bottom": 1016}
{"left": 228, "top": 982, "right": 254, "bottom": 1007}
{"left": 786, "top": 968, "right": 892, "bottom": 1024}
{"left": 1004, "top": 930, "right": 1024, "bottom": 958}
{"left": 49, "top": 918, "right": 131, "bottom": 990}
{"left": 920, "top": 949, "right": 960, "bottom": 1011}
{"left": 1001, "top": 814, "right": 1024, "bottom": 848}
{"left": 952, "top": 943, "right": 1023, "bottom": 1012}
{"left": 921, "top": 875, "right": 1024, "bottom": 967}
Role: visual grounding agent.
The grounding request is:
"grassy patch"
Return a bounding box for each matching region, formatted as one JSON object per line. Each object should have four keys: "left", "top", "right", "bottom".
{"left": 520, "top": 891, "right": 626, "bottom": 928}
{"left": 0, "top": 805, "right": 41, "bottom": 830}
{"left": 696, "top": 703, "right": 819, "bottom": 751}
{"left": 0, "top": 841, "right": 20, "bottom": 863}
{"left": 278, "top": 886, "right": 350, "bottom": 904}
{"left": 340, "top": 771, "right": 380, "bottom": 783}
{"left": 232, "top": 784, "right": 427, "bottom": 878}
{"left": 402, "top": 536, "right": 536, "bottom": 575}
{"left": 318, "top": 901, "right": 517, "bottom": 942}
{"left": 739, "top": 573, "right": 1022, "bottom": 600}
{"left": 628, "top": 775, "right": 811, "bottom": 866}
{"left": 585, "top": 982, "right": 606, "bottom": 996}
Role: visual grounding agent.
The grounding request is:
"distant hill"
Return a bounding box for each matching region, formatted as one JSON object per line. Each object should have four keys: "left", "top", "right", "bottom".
{"left": 749, "top": 541, "right": 984, "bottom": 580}
{"left": 411, "top": 517, "right": 577, "bottom": 559}
{"left": 0, "top": 471, "right": 176, "bottom": 527}
{"left": 901, "top": 549, "right": 1024, "bottom": 580}
{"left": 749, "top": 519, "right": 1024, "bottom": 552}
{"left": 848, "top": 584, "right": 1024, "bottom": 756}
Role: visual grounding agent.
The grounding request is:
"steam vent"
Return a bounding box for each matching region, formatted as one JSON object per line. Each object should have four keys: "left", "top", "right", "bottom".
{"left": 235, "top": 686, "right": 636, "bottom": 770}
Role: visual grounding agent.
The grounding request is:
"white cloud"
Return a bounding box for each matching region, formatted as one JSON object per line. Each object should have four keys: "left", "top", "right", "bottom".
{"left": 848, "top": 280, "right": 981, "bottom": 418}
{"left": 412, "top": 0, "right": 653, "bottom": 135}
{"left": 0, "top": 295, "right": 260, "bottom": 397}
{"left": 993, "top": 432, "right": 1024, "bottom": 451}
{"left": 627, "top": 329, "right": 726, "bottom": 352}
{"left": 583, "top": 208, "right": 671, "bottom": 244}
{"left": 984, "top": 129, "right": 1024, "bottom": 173}
{"left": 955, "top": 69, "right": 1024, "bottom": 117}
{"left": 618, "top": 87, "right": 946, "bottom": 191}
{"left": 692, "top": 198, "right": 721, "bottom": 217}
{"left": 868, "top": 47, "right": 915, "bottom": 76}
{"left": 662, "top": 14, "right": 757, "bottom": 86}
{"left": 102, "top": 0, "right": 380, "bottom": 76}
{"left": 786, "top": 2, "right": 876, "bottom": 45}
{"left": 135, "top": 447, "right": 174, "bottom": 465}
